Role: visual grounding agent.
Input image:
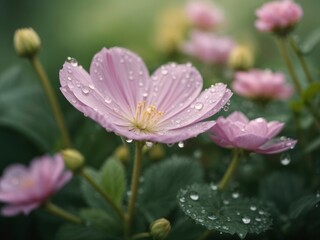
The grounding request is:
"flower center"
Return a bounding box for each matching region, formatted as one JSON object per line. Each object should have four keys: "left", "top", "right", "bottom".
{"left": 132, "top": 101, "right": 164, "bottom": 133}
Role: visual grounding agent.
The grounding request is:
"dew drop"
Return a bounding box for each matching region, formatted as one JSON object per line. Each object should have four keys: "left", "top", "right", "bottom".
{"left": 194, "top": 102, "right": 204, "bottom": 110}
{"left": 223, "top": 200, "right": 229, "bottom": 205}
{"left": 104, "top": 96, "right": 112, "bottom": 104}
{"left": 280, "top": 154, "right": 291, "bottom": 166}
{"left": 258, "top": 210, "right": 265, "bottom": 215}
{"left": 316, "top": 192, "right": 320, "bottom": 198}
{"left": 179, "top": 197, "right": 186, "bottom": 203}
{"left": 189, "top": 192, "right": 199, "bottom": 201}
{"left": 242, "top": 216, "right": 251, "bottom": 224}
{"left": 167, "top": 143, "right": 174, "bottom": 147}
{"left": 126, "top": 139, "right": 133, "bottom": 143}
{"left": 255, "top": 217, "right": 262, "bottom": 222}
{"left": 81, "top": 86, "right": 90, "bottom": 95}
{"left": 210, "top": 183, "right": 218, "bottom": 191}
{"left": 142, "top": 92, "right": 148, "bottom": 98}
{"left": 67, "top": 57, "right": 78, "bottom": 66}
{"left": 232, "top": 192, "right": 240, "bottom": 199}
{"left": 250, "top": 205, "right": 257, "bottom": 211}
{"left": 145, "top": 141, "right": 153, "bottom": 148}
{"left": 208, "top": 215, "right": 217, "bottom": 220}
{"left": 178, "top": 141, "right": 184, "bottom": 148}
{"left": 161, "top": 69, "right": 168, "bottom": 75}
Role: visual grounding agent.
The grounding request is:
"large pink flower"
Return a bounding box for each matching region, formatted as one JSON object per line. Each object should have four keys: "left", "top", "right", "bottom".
{"left": 0, "top": 154, "right": 72, "bottom": 216}
{"left": 255, "top": 0, "right": 303, "bottom": 34}
{"left": 59, "top": 47, "right": 232, "bottom": 144}
{"left": 209, "top": 111, "right": 297, "bottom": 154}
{"left": 232, "top": 69, "right": 293, "bottom": 101}
{"left": 181, "top": 31, "right": 235, "bottom": 65}
{"left": 185, "top": 0, "right": 224, "bottom": 30}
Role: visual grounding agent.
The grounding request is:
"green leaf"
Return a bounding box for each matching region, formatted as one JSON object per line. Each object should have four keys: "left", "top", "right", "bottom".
{"left": 301, "top": 82, "right": 320, "bottom": 102}
{"left": 178, "top": 184, "right": 272, "bottom": 239}
{"left": 138, "top": 156, "right": 203, "bottom": 221}
{"left": 55, "top": 224, "right": 120, "bottom": 240}
{"left": 99, "top": 157, "right": 126, "bottom": 207}
{"left": 289, "top": 193, "right": 320, "bottom": 219}
{"left": 0, "top": 66, "right": 58, "bottom": 151}
{"left": 301, "top": 28, "right": 320, "bottom": 54}
{"left": 80, "top": 209, "right": 122, "bottom": 234}
{"left": 80, "top": 168, "right": 111, "bottom": 211}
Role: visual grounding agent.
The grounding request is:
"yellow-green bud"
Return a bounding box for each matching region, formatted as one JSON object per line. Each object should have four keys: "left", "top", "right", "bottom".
{"left": 14, "top": 28, "right": 41, "bottom": 58}
{"left": 148, "top": 144, "right": 165, "bottom": 161}
{"left": 114, "top": 145, "right": 130, "bottom": 164}
{"left": 150, "top": 218, "right": 171, "bottom": 240}
{"left": 61, "top": 149, "right": 85, "bottom": 171}
{"left": 228, "top": 45, "right": 254, "bottom": 71}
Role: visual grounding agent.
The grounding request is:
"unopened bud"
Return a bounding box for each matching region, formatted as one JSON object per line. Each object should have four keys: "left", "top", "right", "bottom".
{"left": 61, "top": 149, "right": 84, "bottom": 171}
{"left": 150, "top": 218, "right": 171, "bottom": 240}
{"left": 114, "top": 145, "right": 130, "bottom": 164}
{"left": 148, "top": 144, "right": 165, "bottom": 161}
{"left": 228, "top": 45, "right": 254, "bottom": 71}
{"left": 14, "top": 28, "right": 41, "bottom": 58}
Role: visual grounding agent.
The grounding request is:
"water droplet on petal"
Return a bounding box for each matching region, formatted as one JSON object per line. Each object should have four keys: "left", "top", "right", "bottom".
{"left": 67, "top": 57, "right": 78, "bottom": 66}
{"left": 189, "top": 191, "right": 199, "bottom": 201}
{"left": 81, "top": 86, "right": 90, "bottom": 95}
{"left": 104, "top": 96, "right": 112, "bottom": 104}
{"left": 178, "top": 141, "right": 184, "bottom": 148}
{"left": 161, "top": 69, "right": 168, "bottom": 75}
{"left": 242, "top": 216, "right": 251, "bottom": 224}
{"left": 194, "top": 102, "right": 204, "bottom": 110}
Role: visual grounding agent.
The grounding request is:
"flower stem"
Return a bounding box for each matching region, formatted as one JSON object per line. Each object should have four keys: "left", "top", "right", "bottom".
{"left": 132, "top": 232, "right": 151, "bottom": 239}
{"left": 29, "top": 57, "right": 71, "bottom": 148}
{"left": 277, "top": 37, "right": 303, "bottom": 95}
{"left": 80, "top": 168, "right": 124, "bottom": 221}
{"left": 44, "top": 201, "right": 82, "bottom": 225}
{"left": 125, "top": 141, "right": 144, "bottom": 236}
{"left": 288, "top": 37, "right": 314, "bottom": 84}
{"left": 219, "top": 149, "right": 241, "bottom": 191}
{"left": 196, "top": 230, "right": 212, "bottom": 240}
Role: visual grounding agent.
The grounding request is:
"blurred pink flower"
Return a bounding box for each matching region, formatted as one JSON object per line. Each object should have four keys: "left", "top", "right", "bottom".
{"left": 255, "top": 0, "right": 303, "bottom": 34}
{"left": 185, "top": 0, "right": 224, "bottom": 30}
{"left": 182, "top": 31, "right": 235, "bottom": 65}
{"left": 232, "top": 69, "right": 293, "bottom": 101}
{"left": 0, "top": 154, "right": 72, "bottom": 216}
{"left": 59, "top": 47, "right": 232, "bottom": 144}
{"left": 209, "top": 111, "right": 297, "bottom": 154}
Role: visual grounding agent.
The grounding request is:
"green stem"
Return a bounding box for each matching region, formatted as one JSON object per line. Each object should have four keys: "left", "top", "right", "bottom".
{"left": 196, "top": 230, "right": 211, "bottom": 240}
{"left": 125, "top": 141, "right": 144, "bottom": 236}
{"left": 44, "top": 201, "right": 82, "bottom": 225}
{"left": 288, "top": 37, "right": 314, "bottom": 84}
{"left": 219, "top": 150, "right": 241, "bottom": 191}
{"left": 30, "top": 57, "right": 71, "bottom": 148}
{"left": 132, "top": 232, "right": 151, "bottom": 239}
{"left": 277, "top": 37, "right": 303, "bottom": 95}
{"left": 80, "top": 169, "right": 124, "bottom": 221}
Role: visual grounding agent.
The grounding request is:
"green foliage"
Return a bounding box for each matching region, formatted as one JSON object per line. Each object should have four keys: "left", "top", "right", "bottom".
{"left": 289, "top": 193, "right": 320, "bottom": 220}
{"left": 99, "top": 157, "right": 126, "bottom": 207}
{"left": 138, "top": 156, "right": 203, "bottom": 221}
{"left": 0, "top": 66, "right": 57, "bottom": 151}
{"left": 300, "top": 28, "right": 320, "bottom": 54}
{"left": 178, "top": 184, "right": 272, "bottom": 239}
{"left": 301, "top": 82, "right": 320, "bottom": 103}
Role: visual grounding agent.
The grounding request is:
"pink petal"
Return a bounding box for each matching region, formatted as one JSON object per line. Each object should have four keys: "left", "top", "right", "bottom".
{"left": 1, "top": 202, "right": 40, "bottom": 216}
{"left": 226, "top": 111, "right": 249, "bottom": 124}
{"left": 255, "top": 138, "right": 297, "bottom": 154}
{"left": 149, "top": 63, "right": 203, "bottom": 120}
{"left": 266, "top": 121, "right": 284, "bottom": 139}
{"left": 233, "top": 134, "right": 269, "bottom": 150}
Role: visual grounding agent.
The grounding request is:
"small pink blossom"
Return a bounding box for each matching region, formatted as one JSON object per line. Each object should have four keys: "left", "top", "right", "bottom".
{"left": 232, "top": 69, "right": 293, "bottom": 101}
{"left": 59, "top": 47, "right": 232, "bottom": 144}
{"left": 182, "top": 31, "right": 235, "bottom": 65}
{"left": 185, "top": 0, "right": 224, "bottom": 30}
{"left": 209, "top": 111, "right": 297, "bottom": 154}
{"left": 0, "top": 154, "right": 72, "bottom": 216}
{"left": 255, "top": 0, "right": 303, "bottom": 34}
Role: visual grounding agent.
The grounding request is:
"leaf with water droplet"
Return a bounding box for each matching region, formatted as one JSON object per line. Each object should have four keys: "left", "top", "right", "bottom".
{"left": 177, "top": 184, "right": 272, "bottom": 239}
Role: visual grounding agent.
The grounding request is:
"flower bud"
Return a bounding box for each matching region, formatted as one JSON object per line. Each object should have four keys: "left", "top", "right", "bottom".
{"left": 148, "top": 144, "right": 165, "bottom": 161}
{"left": 150, "top": 218, "right": 171, "bottom": 240}
{"left": 228, "top": 45, "right": 254, "bottom": 71}
{"left": 14, "top": 28, "right": 41, "bottom": 58}
{"left": 114, "top": 145, "right": 130, "bottom": 164}
{"left": 61, "top": 149, "right": 84, "bottom": 171}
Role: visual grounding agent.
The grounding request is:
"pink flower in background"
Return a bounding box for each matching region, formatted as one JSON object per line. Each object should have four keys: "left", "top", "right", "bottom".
{"left": 60, "top": 47, "right": 232, "bottom": 144}
{"left": 0, "top": 154, "right": 72, "bottom": 216}
{"left": 209, "top": 111, "right": 297, "bottom": 154}
{"left": 185, "top": 0, "right": 224, "bottom": 30}
{"left": 255, "top": 0, "right": 303, "bottom": 34}
{"left": 182, "top": 31, "right": 235, "bottom": 65}
{"left": 232, "top": 69, "right": 293, "bottom": 101}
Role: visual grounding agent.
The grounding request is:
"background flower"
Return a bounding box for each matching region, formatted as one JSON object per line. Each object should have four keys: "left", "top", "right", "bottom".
{"left": 60, "top": 47, "right": 232, "bottom": 144}
{"left": 232, "top": 69, "right": 293, "bottom": 101}
{"left": 209, "top": 111, "right": 297, "bottom": 154}
{"left": 0, "top": 154, "right": 72, "bottom": 216}
{"left": 181, "top": 31, "right": 235, "bottom": 65}
{"left": 255, "top": 0, "right": 303, "bottom": 34}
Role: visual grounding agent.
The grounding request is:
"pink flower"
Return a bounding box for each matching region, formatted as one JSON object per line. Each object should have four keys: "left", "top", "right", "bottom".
{"left": 232, "top": 69, "right": 293, "bottom": 101}
{"left": 209, "top": 111, "right": 297, "bottom": 154}
{"left": 59, "top": 47, "right": 232, "bottom": 144}
{"left": 255, "top": 0, "right": 303, "bottom": 34}
{"left": 0, "top": 154, "right": 72, "bottom": 216}
{"left": 185, "top": 0, "right": 224, "bottom": 30}
{"left": 182, "top": 31, "right": 235, "bottom": 65}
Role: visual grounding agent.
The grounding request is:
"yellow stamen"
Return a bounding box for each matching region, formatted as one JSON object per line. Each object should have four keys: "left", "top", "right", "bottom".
{"left": 132, "top": 101, "right": 164, "bottom": 133}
